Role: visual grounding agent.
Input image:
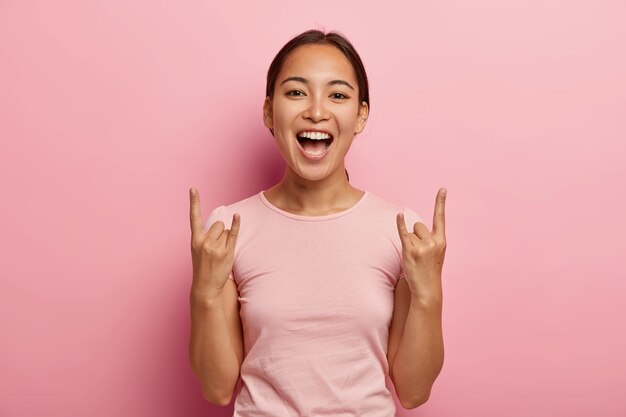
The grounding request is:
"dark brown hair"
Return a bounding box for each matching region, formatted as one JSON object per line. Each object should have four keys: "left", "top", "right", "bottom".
{"left": 265, "top": 29, "right": 369, "bottom": 182}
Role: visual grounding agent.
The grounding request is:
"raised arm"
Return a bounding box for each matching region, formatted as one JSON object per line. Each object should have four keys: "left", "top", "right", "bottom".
{"left": 390, "top": 188, "right": 447, "bottom": 408}
{"left": 188, "top": 187, "right": 244, "bottom": 405}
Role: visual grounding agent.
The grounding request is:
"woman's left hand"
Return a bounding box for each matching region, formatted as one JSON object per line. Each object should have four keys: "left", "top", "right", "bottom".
{"left": 396, "top": 188, "right": 447, "bottom": 302}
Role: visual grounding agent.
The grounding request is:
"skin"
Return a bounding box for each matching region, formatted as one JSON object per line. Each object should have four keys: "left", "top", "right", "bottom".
{"left": 188, "top": 188, "right": 242, "bottom": 405}
{"left": 262, "top": 43, "right": 369, "bottom": 215}
{"left": 388, "top": 189, "right": 446, "bottom": 407}
{"left": 188, "top": 42, "right": 447, "bottom": 408}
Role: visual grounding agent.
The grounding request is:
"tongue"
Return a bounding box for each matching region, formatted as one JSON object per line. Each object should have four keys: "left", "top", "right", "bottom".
{"left": 302, "top": 139, "right": 328, "bottom": 153}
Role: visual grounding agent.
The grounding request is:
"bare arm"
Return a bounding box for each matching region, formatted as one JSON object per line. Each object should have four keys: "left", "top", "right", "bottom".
{"left": 391, "top": 188, "right": 447, "bottom": 408}
{"left": 187, "top": 187, "right": 243, "bottom": 406}
{"left": 189, "top": 280, "right": 243, "bottom": 406}
{"left": 390, "top": 286, "right": 444, "bottom": 408}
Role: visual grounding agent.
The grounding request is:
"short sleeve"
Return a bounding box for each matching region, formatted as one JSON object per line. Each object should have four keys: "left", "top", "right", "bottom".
{"left": 203, "top": 205, "right": 227, "bottom": 233}
{"left": 398, "top": 206, "right": 425, "bottom": 281}
{"left": 203, "top": 204, "right": 235, "bottom": 281}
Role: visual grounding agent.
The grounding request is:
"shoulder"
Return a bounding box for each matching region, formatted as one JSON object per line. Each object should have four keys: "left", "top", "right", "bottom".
{"left": 202, "top": 191, "right": 262, "bottom": 233}
{"left": 363, "top": 190, "right": 424, "bottom": 230}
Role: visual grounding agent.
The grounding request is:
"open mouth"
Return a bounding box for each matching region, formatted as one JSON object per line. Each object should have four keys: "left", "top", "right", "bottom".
{"left": 296, "top": 132, "right": 334, "bottom": 152}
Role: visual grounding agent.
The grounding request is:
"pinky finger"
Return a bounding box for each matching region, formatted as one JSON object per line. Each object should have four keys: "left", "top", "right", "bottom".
{"left": 396, "top": 212, "right": 410, "bottom": 240}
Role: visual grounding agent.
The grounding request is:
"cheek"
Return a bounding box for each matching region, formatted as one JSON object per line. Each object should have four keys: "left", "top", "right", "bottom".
{"left": 336, "top": 107, "right": 361, "bottom": 130}
{"left": 272, "top": 102, "right": 297, "bottom": 128}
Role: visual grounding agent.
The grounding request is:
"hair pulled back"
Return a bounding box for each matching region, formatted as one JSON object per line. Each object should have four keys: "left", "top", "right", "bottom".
{"left": 265, "top": 29, "right": 369, "bottom": 182}
{"left": 266, "top": 29, "right": 369, "bottom": 112}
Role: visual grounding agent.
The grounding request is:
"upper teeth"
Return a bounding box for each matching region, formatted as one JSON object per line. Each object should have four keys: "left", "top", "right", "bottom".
{"left": 298, "top": 131, "right": 331, "bottom": 140}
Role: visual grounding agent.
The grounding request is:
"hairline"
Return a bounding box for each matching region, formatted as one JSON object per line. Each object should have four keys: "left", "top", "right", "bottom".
{"left": 267, "top": 37, "right": 364, "bottom": 101}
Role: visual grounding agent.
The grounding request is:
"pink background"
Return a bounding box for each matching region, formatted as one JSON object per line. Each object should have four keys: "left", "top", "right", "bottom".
{"left": 1, "top": 1, "right": 625, "bottom": 416}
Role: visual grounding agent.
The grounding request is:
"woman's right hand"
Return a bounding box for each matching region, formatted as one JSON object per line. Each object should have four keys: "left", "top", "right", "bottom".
{"left": 189, "top": 187, "right": 240, "bottom": 301}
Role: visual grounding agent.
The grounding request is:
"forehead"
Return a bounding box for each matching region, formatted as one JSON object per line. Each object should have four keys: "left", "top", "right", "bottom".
{"left": 278, "top": 44, "right": 357, "bottom": 84}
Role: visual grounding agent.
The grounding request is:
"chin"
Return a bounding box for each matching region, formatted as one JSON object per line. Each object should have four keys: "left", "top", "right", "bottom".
{"left": 294, "top": 165, "right": 339, "bottom": 182}
{"left": 295, "top": 172, "right": 327, "bottom": 182}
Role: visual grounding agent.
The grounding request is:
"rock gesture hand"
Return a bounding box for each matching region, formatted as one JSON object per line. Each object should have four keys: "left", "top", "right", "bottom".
{"left": 189, "top": 187, "right": 240, "bottom": 300}
{"left": 396, "top": 188, "right": 447, "bottom": 302}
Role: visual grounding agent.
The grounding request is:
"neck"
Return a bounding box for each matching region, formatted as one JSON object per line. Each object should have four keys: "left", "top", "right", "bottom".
{"left": 265, "top": 166, "right": 362, "bottom": 215}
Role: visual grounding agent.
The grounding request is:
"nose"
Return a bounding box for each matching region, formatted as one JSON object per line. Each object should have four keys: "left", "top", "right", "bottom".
{"left": 302, "top": 96, "right": 330, "bottom": 122}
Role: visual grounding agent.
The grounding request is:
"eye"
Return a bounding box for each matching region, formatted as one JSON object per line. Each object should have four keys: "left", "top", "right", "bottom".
{"left": 287, "top": 90, "right": 305, "bottom": 97}
{"left": 331, "top": 92, "right": 348, "bottom": 100}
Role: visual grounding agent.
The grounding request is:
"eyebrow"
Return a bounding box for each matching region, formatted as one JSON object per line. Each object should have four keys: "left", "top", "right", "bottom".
{"left": 279, "top": 76, "right": 355, "bottom": 90}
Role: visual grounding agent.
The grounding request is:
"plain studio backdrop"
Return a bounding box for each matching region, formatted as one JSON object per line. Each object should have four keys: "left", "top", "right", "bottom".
{"left": 1, "top": 1, "right": 624, "bottom": 416}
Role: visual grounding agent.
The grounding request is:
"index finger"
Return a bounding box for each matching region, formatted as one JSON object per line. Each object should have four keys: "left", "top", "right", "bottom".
{"left": 189, "top": 187, "right": 203, "bottom": 236}
{"left": 432, "top": 187, "right": 446, "bottom": 237}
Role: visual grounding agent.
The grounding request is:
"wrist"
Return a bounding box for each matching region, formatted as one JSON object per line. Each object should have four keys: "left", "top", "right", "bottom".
{"left": 410, "top": 289, "right": 443, "bottom": 309}
{"left": 190, "top": 285, "right": 223, "bottom": 306}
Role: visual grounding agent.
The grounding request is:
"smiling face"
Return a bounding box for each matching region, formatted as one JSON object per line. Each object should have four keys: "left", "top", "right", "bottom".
{"left": 263, "top": 43, "right": 369, "bottom": 183}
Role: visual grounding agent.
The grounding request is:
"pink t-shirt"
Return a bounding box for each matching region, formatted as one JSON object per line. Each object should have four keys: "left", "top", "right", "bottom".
{"left": 203, "top": 190, "right": 423, "bottom": 416}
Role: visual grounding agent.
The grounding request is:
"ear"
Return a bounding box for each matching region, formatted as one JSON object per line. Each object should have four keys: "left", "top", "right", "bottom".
{"left": 263, "top": 96, "right": 273, "bottom": 129}
{"left": 354, "top": 101, "right": 369, "bottom": 135}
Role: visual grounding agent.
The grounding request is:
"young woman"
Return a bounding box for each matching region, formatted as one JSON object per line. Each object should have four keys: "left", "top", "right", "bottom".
{"left": 189, "top": 29, "right": 447, "bottom": 416}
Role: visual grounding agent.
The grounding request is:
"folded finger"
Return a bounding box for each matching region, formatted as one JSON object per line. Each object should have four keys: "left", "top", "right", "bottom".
{"left": 413, "top": 221, "right": 430, "bottom": 239}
